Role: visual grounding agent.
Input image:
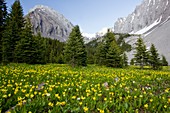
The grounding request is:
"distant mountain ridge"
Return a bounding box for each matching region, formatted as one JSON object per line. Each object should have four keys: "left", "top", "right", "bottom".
{"left": 26, "top": 5, "right": 74, "bottom": 42}
{"left": 114, "top": 0, "right": 170, "bottom": 34}
{"left": 114, "top": 0, "right": 170, "bottom": 64}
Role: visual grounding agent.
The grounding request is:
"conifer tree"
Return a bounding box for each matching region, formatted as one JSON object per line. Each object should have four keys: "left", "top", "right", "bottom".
{"left": 122, "top": 52, "right": 128, "bottom": 67}
{"left": 95, "top": 30, "right": 117, "bottom": 65}
{"left": 33, "top": 33, "right": 46, "bottom": 64}
{"left": 149, "top": 44, "right": 160, "bottom": 70}
{"left": 130, "top": 58, "right": 135, "bottom": 65}
{"left": 161, "top": 55, "right": 168, "bottom": 66}
{"left": 2, "top": 0, "right": 25, "bottom": 63}
{"left": 2, "top": 17, "right": 12, "bottom": 64}
{"left": 49, "top": 49, "right": 55, "bottom": 63}
{"left": 106, "top": 41, "right": 122, "bottom": 67}
{"left": 0, "top": 0, "right": 7, "bottom": 62}
{"left": 14, "top": 18, "right": 39, "bottom": 64}
{"left": 134, "top": 38, "right": 148, "bottom": 69}
{"left": 64, "top": 25, "right": 87, "bottom": 67}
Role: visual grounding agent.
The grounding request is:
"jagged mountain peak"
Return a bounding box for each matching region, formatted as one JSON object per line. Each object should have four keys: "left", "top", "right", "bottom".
{"left": 114, "top": 0, "right": 170, "bottom": 64}
{"left": 26, "top": 5, "right": 74, "bottom": 42}
{"left": 114, "top": 0, "right": 170, "bottom": 34}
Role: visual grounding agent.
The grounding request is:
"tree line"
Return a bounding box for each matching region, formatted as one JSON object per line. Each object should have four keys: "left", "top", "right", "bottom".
{"left": 0, "top": 0, "right": 64, "bottom": 64}
{"left": 131, "top": 38, "right": 168, "bottom": 70}
{"left": 1, "top": 0, "right": 168, "bottom": 70}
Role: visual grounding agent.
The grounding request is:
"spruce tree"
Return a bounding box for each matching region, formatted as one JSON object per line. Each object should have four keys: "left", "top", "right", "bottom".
{"left": 95, "top": 30, "right": 117, "bottom": 66}
{"left": 14, "top": 18, "right": 38, "bottom": 64}
{"left": 33, "top": 33, "right": 46, "bottom": 64}
{"left": 95, "top": 41, "right": 106, "bottom": 65}
{"left": 149, "top": 44, "right": 160, "bottom": 70}
{"left": 161, "top": 55, "right": 168, "bottom": 66}
{"left": 106, "top": 41, "right": 122, "bottom": 67}
{"left": 122, "top": 52, "right": 128, "bottom": 67}
{"left": 0, "top": 0, "right": 7, "bottom": 62}
{"left": 2, "top": 0, "right": 25, "bottom": 63}
{"left": 49, "top": 49, "right": 55, "bottom": 63}
{"left": 134, "top": 38, "right": 148, "bottom": 69}
{"left": 64, "top": 25, "right": 87, "bottom": 67}
{"left": 130, "top": 58, "right": 135, "bottom": 65}
{"left": 2, "top": 17, "right": 13, "bottom": 64}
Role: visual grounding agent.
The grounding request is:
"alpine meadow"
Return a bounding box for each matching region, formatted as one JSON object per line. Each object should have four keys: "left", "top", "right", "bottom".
{"left": 0, "top": 0, "right": 170, "bottom": 113}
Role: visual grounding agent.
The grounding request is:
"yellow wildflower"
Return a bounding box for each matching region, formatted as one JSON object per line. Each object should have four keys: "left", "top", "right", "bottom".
{"left": 93, "top": 97, "right": 96, "bottom": 100}
{"left": 48, "top": 102, "right": 54, "bottom": 107}
{"left": 72, "top": 96, "right": 76, "bottom": 99}
{"left": 150, "top": 99, "right": 153, "bottom": 102}
{"left": 79, "top": 102, "right": 83, "bottom": 105}
{"left": 83, "top": 106, "right": 88, "bottom": 112}
{"left": 30, "top": 94, "right": 34, "bottom": 98}
{"left": 164, "top": 105, "right": 167, "bottom": 108}
{"left": 55, "top": 94, "right": 60, "bottom": 99}
{"left": 61, "top": 101, "right": 66, "bottom": 106}
{"left": 144, "top": 104, "right": 148, "bottom": 109}
{"left": 168, "top": 98, "right": 170, "bottom": 103}
{"left": 3, "top": 95, "right": 7, "bottom": 98}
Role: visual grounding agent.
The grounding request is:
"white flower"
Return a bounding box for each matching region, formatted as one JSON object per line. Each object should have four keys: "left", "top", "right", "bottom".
{"left": 77, "top": 97, "right": 80, "bottom": 100}
{"left": 46, "top": 93, "right": 50, "bottom": 96}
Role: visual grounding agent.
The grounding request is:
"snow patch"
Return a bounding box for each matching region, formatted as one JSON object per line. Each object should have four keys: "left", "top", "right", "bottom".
{"left": 153, "top": 0, "right": 155, "bottom": 5}
{"left": 82, "top": 33, "right": 95, "bottom": 39}
{"left": 166, "top": 0, "right": 169, "bottom": 5}
{"left": 96, "top": 27, "right": 110, "bottom": 36}
{"left": 134, "top": 17, "right": 161, "bottom": 34}
{"left": 131, "top": 13, "right": 135, "bottom": 23}
{"left": 148, "top": 0, "right": 152, "bottom": 6}
{"left": 156, "top": 6, "right": 159, "bottom": 9}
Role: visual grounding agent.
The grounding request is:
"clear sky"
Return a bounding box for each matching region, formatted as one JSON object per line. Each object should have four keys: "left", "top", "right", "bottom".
{"left": 6, "top": 0, "right": 142, "bottom": 34}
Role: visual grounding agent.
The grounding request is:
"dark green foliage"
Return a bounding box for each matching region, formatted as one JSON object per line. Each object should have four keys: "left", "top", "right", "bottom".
{"left": 94, "top": 31, "right": 116, "bottom": 66}
{"left": 106, "top": 41, "right": 122, "bottom": 67}
{"left": 122, "top": 52, "right": 128, "bottom": 67}
{"left": 1, "top": 0, "right": 65, "bottom": 65}
{"left": 130, "top": 58, "right": 135, "bottom": 65}
{"left": 116, "top": 34, "right": 132, "bottom": 52}
{"left": 2, "top": 17, "right": 13, "bottom": 64}
{"left": 134, "top": 38, "right": 148, "bottom": 69}
{"left": 41, "top": 38, "right": 64, "bottom": 64}
{"left": 0, "top": 0, "right": 7, "bottom": 62}
{"left": 161, "top": 55, "right": 168, "bottom": 66}
{"left": 2, "top": 0, "right": 25, "bottom": 63}
{"left": 87, "top": 32, "right": 131, "bottom": 67}
{"left": 49, "top": 49, "right": 55, "bottom": 63}
{"left": 14, "top": 18, "right": 39, "bottom": 64}
{"left": 95, "top": 41, "right": 106, "bottom": 65}
{"left": 94, "top": 31, "right": 123, "bottom": 68}
{"left": 104, "top": 31, "right": 116, "bottom": 50}
{"left": 33, "top": 33, "right": 46, "bottom": 64}
{"left": 149, "top": 44, "right": 160, "bottom": 70}
{"left": 0, "top": 0, "right": 7, "bottom": 26}
{"left": 9, "top": 0, "right": 25, "bottom": 53}
{"left": 85, "top": 39, "right": 98, "bottom": 64}
{"left": 64, "top": 25, "right": 87, "bottom": 67}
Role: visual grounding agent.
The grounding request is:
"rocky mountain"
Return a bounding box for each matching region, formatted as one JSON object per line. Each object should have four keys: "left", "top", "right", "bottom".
{"left": 114, "top": 0, "right": 170, "bottom": 34}
{"left": 114, "top": 0, "right": 170, "bottom": 64}
{"left": 26, "top": 5, "right": 74, "bottom": 42}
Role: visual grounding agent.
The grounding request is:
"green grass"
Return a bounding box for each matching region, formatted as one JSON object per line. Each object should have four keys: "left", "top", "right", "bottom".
{"left": 0, "top": 64, "right": 170, "bottom": 113}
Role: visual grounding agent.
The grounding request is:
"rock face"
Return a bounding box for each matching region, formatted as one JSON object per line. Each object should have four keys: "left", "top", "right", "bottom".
{"left": 114, "top": 0, "right": 170, "bottom": 34}
{"left": 26, "top": 5, "right": 74, "bottom": 42}
{"left": 114, "top": 0, "right": 170, "bottom": 64}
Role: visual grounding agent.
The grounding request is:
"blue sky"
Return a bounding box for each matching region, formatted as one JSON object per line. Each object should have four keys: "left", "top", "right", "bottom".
{"left": 6, "top": 0, "right": 142, "bottom": 34}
